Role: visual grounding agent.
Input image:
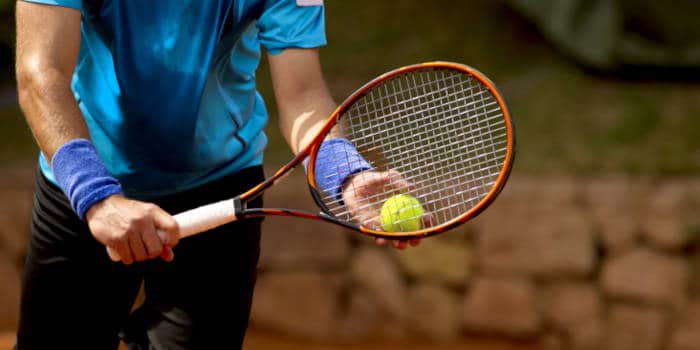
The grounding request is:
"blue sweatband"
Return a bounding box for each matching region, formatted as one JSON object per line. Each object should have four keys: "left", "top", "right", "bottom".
{"left": 304, "top": 138, "right": 374, "bottom": 199}
{"left": 51, "top": 139, "right": 124, "bottom": 220}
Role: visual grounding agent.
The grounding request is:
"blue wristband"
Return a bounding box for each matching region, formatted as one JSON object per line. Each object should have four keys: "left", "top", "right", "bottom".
{"left": 304, "top": 138, "right": 374, "bottom": 199}
{"left": 51, "top": 139, "right": 124, "bottom": 220}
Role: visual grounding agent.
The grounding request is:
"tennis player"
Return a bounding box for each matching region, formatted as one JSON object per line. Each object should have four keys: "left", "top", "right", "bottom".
{"left": 13, "top": 0, "right": 419, "bottom": 349}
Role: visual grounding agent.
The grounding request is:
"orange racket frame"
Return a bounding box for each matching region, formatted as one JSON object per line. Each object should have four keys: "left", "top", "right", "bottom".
{"left": 239, "top": 61, "right": 515, "bottom": 239}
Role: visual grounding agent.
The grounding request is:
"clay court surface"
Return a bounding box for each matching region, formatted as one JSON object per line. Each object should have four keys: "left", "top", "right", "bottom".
{"left": 242, "top": 329, "right": 542, "bottom": 350}
{"left": 0, "top": 330, "right": 541, "bottom": 350}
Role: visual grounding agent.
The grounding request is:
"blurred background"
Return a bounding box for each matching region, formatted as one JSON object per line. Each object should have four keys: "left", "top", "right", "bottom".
{"left": 2, "top": 1, "right": 700, "bottom": 349}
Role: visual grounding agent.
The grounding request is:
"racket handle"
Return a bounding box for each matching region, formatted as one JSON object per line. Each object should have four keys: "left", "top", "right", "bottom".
{"left": 106, "top": 199, "right": 238, "bottom": 262}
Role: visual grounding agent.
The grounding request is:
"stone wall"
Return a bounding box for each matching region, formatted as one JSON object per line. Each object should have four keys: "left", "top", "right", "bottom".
{"left": 3, "top": 167, "right": 700, "bottom": 350}
{"left": 0, "top": 166, "right": 33, "bottom": 334}
{"left": 253, "top": 171, "right": 700, "bottom": 350}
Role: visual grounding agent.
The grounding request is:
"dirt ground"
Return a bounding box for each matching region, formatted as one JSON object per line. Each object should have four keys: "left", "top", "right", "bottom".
{"left": 0, "top": 329, "right": 542, "bottom": 350}
{"left": 242, "top": 328, "right": 543, "bottom": 350}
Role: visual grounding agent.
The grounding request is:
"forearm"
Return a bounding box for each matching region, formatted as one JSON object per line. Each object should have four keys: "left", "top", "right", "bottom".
{"left": 269, "top": 48, "right": 339, "bottom": 154}
{"left": 18, "top": 67, "right": 126, "bottom": 220}
{"left": 15, "top": 1, "right": 86, "bottom": 162}
{"left": 17, "top": 66, "right": 89, "bottom": 161}
{"left": 277, "top": 86, "right": 337, "bottom": 154}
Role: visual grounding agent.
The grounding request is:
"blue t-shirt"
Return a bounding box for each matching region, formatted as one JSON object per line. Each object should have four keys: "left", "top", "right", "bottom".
{"left": 24, "top": 0, "right": 326, "bottom": 198}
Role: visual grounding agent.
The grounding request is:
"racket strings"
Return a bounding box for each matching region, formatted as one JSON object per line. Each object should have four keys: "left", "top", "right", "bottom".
{"left": 350, "top": 78, "right": 505, "bottom": 180}
{"left": 316, "top": 68, "right": 509, "bottom": 230}
{"left": 334, "top": 75, "right": 498, "bottom": 221}
{"left": 345, "top": 79, "right": 496, "bottom": 139}
{"left": 350, "top": 99, "right": 502, "bottom": 152}
{"left": 344, "top": 166, "right": 501, "bottom": 221}
{"left": 360, "top": 119, "right": 507, "bottom": 169}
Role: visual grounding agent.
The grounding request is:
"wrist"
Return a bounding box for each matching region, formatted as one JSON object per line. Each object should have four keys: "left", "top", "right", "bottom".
{"left": 304, "top": 138, "right": 374, "bottom": 199}
{"left": 84, "top": 193, "right": 123, "bottom": 222}
{"left": 51, "top": 139, "right": 124, "bottom": 220}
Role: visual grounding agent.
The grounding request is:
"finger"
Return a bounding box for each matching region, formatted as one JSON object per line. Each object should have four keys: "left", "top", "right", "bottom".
{"left": 374, "top": 237, "right": 388, "bottom": 246}
{"left": 353, "top": 172, "right": 378, "bottom": 197}
{"left": 391, "top": 240, "right": 408, "bottom": 250}
{"left": 141, "top": 226, "right": 163, "bottom": 259}
{"left": 362, "top": 216, "right": 381, "bottom": 230}
{"left": 422, "top": 213, "right": 435, "bottom": 228}
{"left": 385, "top": 170, "right": 413, "bottom": 191}
{"left": 354, "top": 171, "right": 401, "bottom": 196}
{"left": 128, "top": 231, "right": 149, "bottom": 262}
{"left": 160, "top": 246, "right": 175, "bottom": 262}
{"left": 112, "top": 240, "right": 134, "bottom": 265}
{"left": 151, "top": 207, "right": 180, "bottom": 247}
{"left": 409, "top": 239, "right": 422, "bottom": 247}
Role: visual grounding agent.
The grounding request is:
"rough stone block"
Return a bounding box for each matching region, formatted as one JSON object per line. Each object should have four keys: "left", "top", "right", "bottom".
{"left": 250, "top": 271, "right": 342, "bottom": 340}
{"left": 477, "top": 211, "right": 596, "bottom": 278}
{"left": 259, "top": 168, "right": 349, "bottom": 270}
{"left": 604, "top": 304, "right": 669, "bottom": 350}
{"left": 393, "top": 235, "right": 471, "bottom": 287}
{"left": 350, "top": 247, "right": 406, "bottom": 318}
{"left": 601, "top": 247, "right": 688, "bottom": 308}
{"left": 404, "top": 283, "right": 461, "bottom": 342}
{"left": 462, "top": 276, "right": 540, "bottom": 338}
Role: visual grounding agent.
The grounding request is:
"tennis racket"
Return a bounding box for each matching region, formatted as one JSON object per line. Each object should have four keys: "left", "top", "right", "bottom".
{"left": 107, "top": 61, "right": 515, "bottom": 261}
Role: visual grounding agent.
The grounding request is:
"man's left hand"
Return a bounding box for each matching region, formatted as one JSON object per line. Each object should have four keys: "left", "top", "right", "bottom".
{"left": 341, "top": 170, "right": 423, "bottom": 250}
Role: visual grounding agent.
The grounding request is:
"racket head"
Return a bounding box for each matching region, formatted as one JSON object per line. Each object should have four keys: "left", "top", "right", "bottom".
{"left": 307, "top": 61, "right": 515, "bottom": 239}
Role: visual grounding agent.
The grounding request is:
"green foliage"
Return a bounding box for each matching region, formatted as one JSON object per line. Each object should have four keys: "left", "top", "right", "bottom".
{"left": 505, "top": 0, "right": 700, "bottom": 69}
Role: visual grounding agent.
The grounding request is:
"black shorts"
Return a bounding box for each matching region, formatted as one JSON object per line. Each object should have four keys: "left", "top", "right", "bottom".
{"left": 15, "top": 166, "right": 264, "bottom": 350}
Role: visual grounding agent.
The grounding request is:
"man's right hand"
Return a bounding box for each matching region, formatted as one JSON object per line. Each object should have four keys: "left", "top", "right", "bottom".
{"left": 85, "top": 195, "right": 180, "bottom": 264}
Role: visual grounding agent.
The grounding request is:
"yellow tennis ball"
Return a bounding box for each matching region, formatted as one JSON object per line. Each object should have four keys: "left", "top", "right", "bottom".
{"left": 380, "top": 194, "right": 425, "bottom": 232}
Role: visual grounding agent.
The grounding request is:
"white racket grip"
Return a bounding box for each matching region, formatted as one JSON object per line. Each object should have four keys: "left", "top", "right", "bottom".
{"left": 107, "top": 199, "right": 238, "bottom": 262}
{"left": 176, "top": 198, "right": 240, "bottom": 237}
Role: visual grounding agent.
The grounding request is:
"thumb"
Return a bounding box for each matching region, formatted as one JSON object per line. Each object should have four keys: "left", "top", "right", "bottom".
{"left": 152, "top": 207, "right": 180, "bottom": 248}
{"left": 385, "top": 170, "right": 413, "bottom": 191}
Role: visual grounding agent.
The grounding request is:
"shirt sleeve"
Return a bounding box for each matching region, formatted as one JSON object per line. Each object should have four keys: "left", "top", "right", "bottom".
{"left": 19, "top": 0, "right": 83, "bottom": 11}
{"left": 257, "top": 0, "right": 327, "bottom": 55}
